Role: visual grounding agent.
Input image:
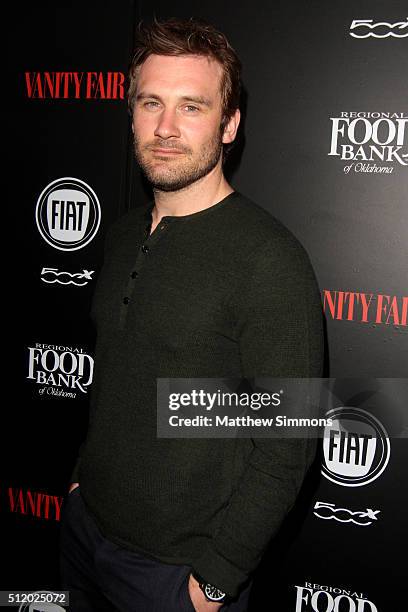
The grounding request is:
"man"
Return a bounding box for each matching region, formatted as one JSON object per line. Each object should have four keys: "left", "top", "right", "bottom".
{"left": 60, "top": 17, "right": 324, "bottom": 612}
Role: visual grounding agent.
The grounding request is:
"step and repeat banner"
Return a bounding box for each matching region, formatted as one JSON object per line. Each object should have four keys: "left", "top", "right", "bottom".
{"left": 5, "top": 1, "right": 407, "bottom": 610}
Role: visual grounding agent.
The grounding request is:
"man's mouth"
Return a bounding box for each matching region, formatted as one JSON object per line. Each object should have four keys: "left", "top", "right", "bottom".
{"left": 151, "top": 148, "right": 185, "bottom": 155}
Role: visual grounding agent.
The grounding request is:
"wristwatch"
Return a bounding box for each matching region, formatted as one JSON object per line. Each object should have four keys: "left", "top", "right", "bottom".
{"left": 192, "top": 571, "right": 231, "bottom": 604}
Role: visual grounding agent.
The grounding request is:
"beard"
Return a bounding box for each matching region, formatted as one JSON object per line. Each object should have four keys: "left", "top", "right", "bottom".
{"left": 133, "top": 132, "right": 223, "bottom": 192}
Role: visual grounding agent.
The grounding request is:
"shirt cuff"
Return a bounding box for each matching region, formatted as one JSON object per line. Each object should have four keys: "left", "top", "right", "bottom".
{"left": 193, "top": 544, "right": 250, "bottom": 599}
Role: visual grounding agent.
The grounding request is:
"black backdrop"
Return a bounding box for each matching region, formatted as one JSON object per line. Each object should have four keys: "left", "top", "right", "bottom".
{"left": 4, "top": 1, "right": 407, "bottom": 610}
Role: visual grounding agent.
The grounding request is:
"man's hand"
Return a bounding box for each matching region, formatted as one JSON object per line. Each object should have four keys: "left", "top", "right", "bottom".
{"left": 188, "top": 574, "right": 224, "bottom": 611}
{"left": 68, "top": 482, "right": 79, "bottom": 494}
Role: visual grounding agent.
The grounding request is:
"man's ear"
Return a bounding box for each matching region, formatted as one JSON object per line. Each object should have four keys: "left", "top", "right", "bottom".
{"left": 222, "top": 108, "right": 241, "bottom": 144}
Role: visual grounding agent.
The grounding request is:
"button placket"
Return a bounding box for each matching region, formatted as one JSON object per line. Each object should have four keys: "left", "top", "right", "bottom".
{"left": 118, "top": 219, "right": 173, "bottom": 330}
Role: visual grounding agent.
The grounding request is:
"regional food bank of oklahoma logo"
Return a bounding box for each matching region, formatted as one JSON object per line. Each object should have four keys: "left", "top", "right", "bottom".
{"left": 328, "top": 112, "right": 407, "bottom": 174}
{"left": 36, "top": 177, "right": 101, "bottom": 251}
{"left": 322, "top": 407, "right": 390, "bottom": 487}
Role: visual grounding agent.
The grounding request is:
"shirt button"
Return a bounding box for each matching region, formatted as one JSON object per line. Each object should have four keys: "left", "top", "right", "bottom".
{"left": 141, "top": 245, "right": 149, "bottom": 254}
{"left": 123, "top": 297, "right": 130, "bottom": 305}
{"left": 160, "top": 224, "right": 166, "bottom": 230}
{"left": 131, "top": 271, "right": 138, "bottom": 279}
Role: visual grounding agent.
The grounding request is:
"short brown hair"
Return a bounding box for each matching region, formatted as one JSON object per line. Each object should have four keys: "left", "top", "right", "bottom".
{"left": 128, "top": 16, "right": 242, "bottom": 132}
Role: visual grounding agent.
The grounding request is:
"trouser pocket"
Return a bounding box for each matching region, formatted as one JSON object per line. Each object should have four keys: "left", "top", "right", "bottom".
{"left": 177, "top": 569, "right": 196, "bottom": 612}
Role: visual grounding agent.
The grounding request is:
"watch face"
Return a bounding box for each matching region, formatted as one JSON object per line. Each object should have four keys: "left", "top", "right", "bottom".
{"left": 204, "top": 583, "right": 226, "bottom": 602}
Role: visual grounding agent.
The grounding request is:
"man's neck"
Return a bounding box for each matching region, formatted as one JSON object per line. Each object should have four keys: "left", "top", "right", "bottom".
{"left": 150, "top": 166, "right": 234, "bottom": 230}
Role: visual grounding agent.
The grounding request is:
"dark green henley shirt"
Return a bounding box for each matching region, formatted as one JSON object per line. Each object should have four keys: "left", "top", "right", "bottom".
{"left": 71, "top": 191, "right": 324, "bottom": 598}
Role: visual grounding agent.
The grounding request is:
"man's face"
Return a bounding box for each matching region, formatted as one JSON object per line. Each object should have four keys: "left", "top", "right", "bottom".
{"left": 132, "top": 54, "right": 231, "bottom": 192}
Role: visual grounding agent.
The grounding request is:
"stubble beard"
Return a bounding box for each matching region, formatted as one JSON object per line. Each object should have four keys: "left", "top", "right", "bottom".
{"left": 133, "top": 132, "right": 223, "bottom": 192}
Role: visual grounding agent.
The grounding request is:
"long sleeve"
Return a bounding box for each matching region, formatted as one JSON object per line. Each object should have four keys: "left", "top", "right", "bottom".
{"left": 193, "top": 236, "right": 324, "bottom": 597}
{"left": 67, "top": 220, "right": 119, "bottom": 488}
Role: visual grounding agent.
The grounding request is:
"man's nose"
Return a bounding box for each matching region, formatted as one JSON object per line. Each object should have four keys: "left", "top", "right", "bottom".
{"left": 154, "top": 108, "right": 181, "bottom": 139}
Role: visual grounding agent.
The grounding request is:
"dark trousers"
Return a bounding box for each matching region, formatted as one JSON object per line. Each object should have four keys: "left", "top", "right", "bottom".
{"left": 59, "top": 487, "right": 253, "bottom": 611}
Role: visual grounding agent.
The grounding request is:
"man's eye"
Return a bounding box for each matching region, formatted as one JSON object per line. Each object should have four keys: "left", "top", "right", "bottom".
{"left": 184, "top": 105, "right": 199, "bottom": 113}
{"left": 144, "top": 101, "right": 160, "bottom": 109}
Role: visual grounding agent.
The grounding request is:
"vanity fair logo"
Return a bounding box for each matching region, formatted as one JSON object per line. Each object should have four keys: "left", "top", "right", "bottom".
{"left": 294, "top": 582, "right": 378, "bottom": 611}
{"left": 36, "top": 177, "right": 101, "bottom": 251}
{"left": 349, "top": 18, "right": 408, "bottom": 39}
{"left": 313, "top": 501, "right": 380, "bottom": 527}
{"left": 6, "top": 487, "right": 63, "bottom": 521}
{"left": 322, "top": 289, "right": 407, "bottom": 327}
{"left": 27, "top": 343, "right": 94, "bottom": 397}
{"left": 322, "top": 407, "right": 390, "bottom": 487}
{"left": 328, "top": 112, "right": 407, "bottom": 173}
{"left": 25, "top": 71, "right": 125, "bottom": 99}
